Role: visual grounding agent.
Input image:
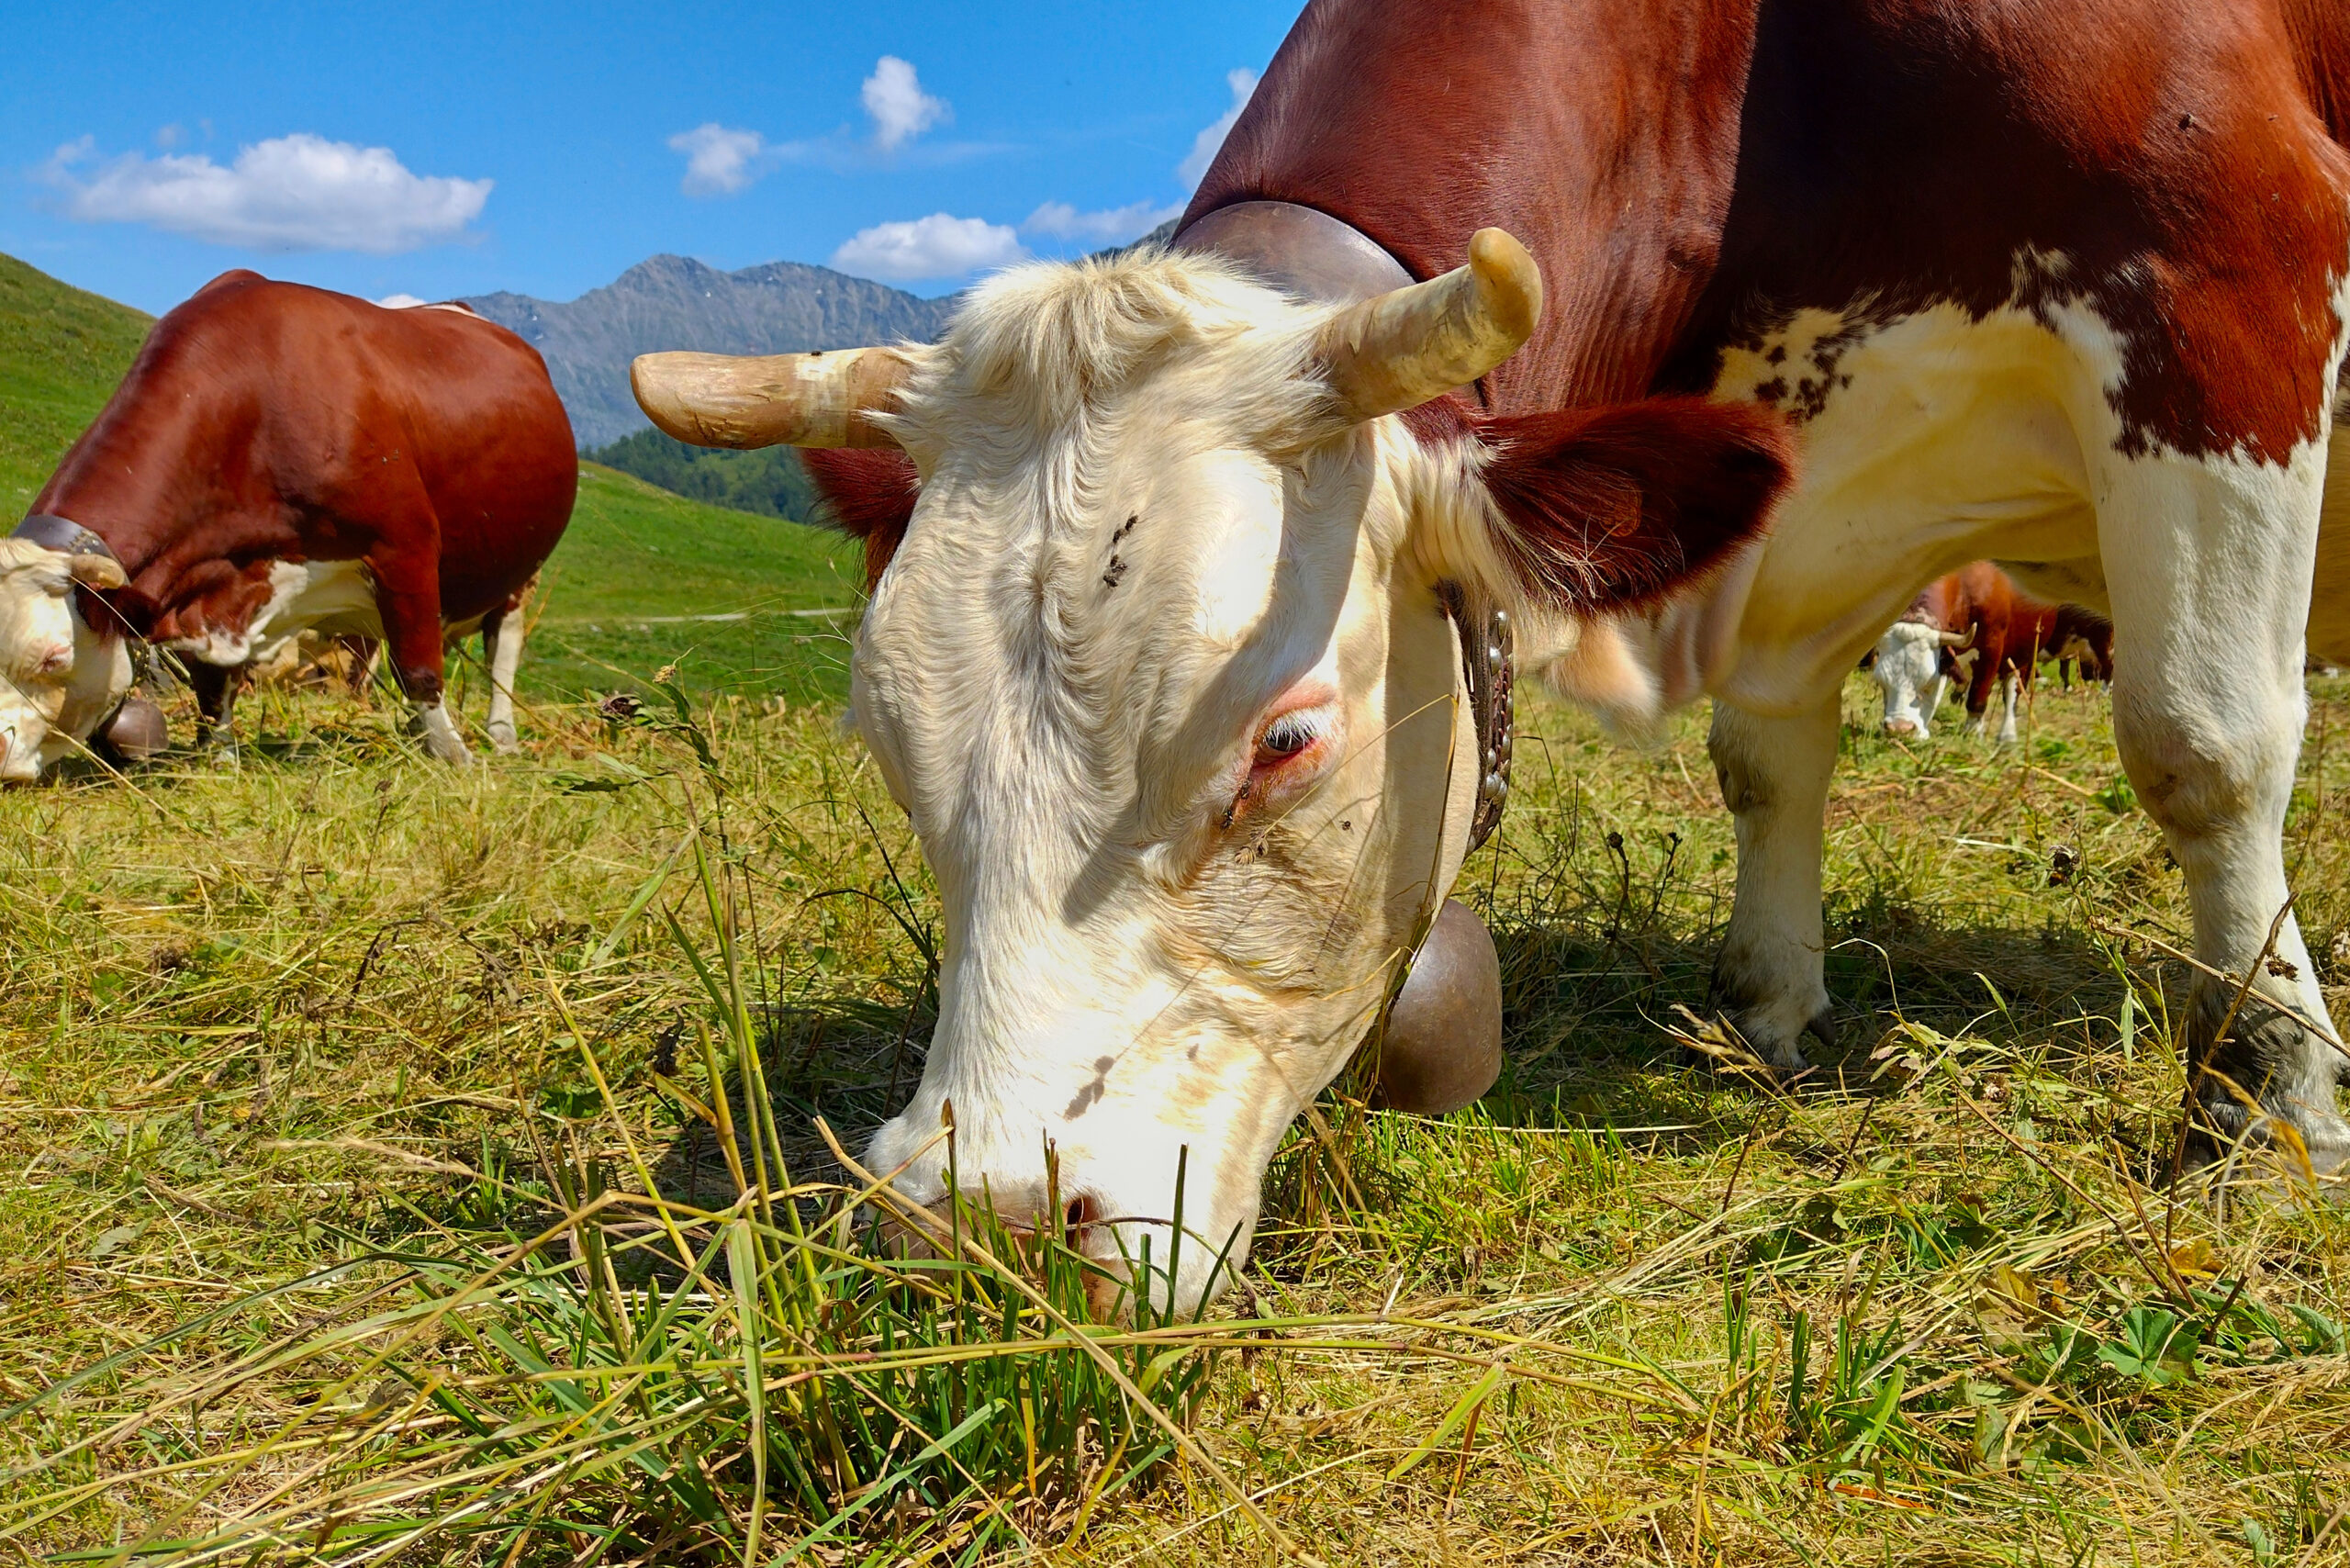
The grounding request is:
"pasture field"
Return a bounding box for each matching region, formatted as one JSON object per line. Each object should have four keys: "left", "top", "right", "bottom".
{"left": 0, "top": 253, "right": 152, "bottom": 518}
{"left": 2, "top": 655, "right": 2345, "bottom": 1565}
{"left": 521, "top": 465, "right": 865, "bottom": 708}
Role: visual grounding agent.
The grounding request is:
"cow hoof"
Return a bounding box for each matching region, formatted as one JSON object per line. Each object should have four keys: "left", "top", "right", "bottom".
{"left": 2181, "top": 1112, "right": 2350, "bottom": 1207}
{"left": 411, "top": 703, "right": 474, "bottom": 764}
{"left": 1369, "top": 900, "right": 1503, "bottom": 1115}
{"left": 487, "top": 722, "right": 520, "bottom": 755}
{"left": 1693, "top": 1005, "right": 1832, "bottom": 1082}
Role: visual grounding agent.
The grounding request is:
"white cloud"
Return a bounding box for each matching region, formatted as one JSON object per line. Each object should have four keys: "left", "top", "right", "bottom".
{"left": 154, "top": 124, "right": 185, "bottom": 150}
{"left": 862, "top": 56, "right": 949, "bottom": 152}
{"left": 667, "top": 122, "right": 771, "bottom": 196}
{"left": 1178, "top": 68, "right": 1259, "bottom": 189}
{"left": 1022, "top": 199, "right": 1183, "bottom": 245}
{"left": 42, "top": 133, "right": 490, "bottom": 253}
{"left": 376, "top": 292, "right": 428, "bottom": 308}
{"left": 831, "top": 213, "right": 1024, "bottom": 282}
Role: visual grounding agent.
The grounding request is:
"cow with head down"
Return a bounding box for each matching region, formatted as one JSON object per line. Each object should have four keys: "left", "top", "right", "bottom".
{"left": 1873, "top": 564, "right": 2114, "bottom": 743}
{"left": 0, "top": 274, "right": 575, "bottom": 779}
{"left": 639, "top": 232, "right": 1787, "bottom": 1308}
{"left": 641, "top": 0, "right": 2350, "bottom": 1307}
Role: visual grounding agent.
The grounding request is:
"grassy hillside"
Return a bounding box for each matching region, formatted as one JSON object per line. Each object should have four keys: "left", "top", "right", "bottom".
{"left": 526, "top": 464, "right": 863, "bottom": 706}
{"left": 0, "top": 253, "right": 153, "bottom": 516}
{"left": 0, "top": 252, "right": 861, "bottom": 709}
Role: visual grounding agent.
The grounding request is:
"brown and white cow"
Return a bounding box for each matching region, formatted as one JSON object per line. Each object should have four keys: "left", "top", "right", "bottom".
{"left": 1873, "top": 563, "right": 2114, "bottom": 742}
{"left": 634, "top": 0, "right": 2350, "bottom": 1305}
{"left": 0, "top": 274, "right": 576, "bottom": 777}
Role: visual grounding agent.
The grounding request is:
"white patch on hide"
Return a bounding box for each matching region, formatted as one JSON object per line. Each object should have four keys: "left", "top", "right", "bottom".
{"left": 170, "top": 557, "right": 381, "bottom": 669}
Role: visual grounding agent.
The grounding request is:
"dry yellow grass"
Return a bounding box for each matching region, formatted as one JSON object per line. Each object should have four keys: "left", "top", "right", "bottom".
{"left": 1, "top": 664, "right": 2344, "bottom": 1564}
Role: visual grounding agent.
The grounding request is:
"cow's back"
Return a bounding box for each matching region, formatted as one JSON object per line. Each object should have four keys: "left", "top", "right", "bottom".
{"left": 338, "top": 296, "right": 577, "bottom": 622}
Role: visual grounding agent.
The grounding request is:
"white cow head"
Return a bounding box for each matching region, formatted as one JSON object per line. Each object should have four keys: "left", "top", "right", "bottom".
{"left": 0, "top": 539, "right": 131, "bottom": 781}
{"left": 634, "top": 232, "right": 1792, "bottom": 1311}
{"left": 1873, "top": 619, "right": 1971, "bottom": 739}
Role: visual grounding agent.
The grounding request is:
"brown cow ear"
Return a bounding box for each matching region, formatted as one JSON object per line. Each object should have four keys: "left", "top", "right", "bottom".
{"left": 1469, "top": 398, "right": 1793, "bottom": 611}
{"left": 800, "top": 449, "right": 920, "bottom": 589}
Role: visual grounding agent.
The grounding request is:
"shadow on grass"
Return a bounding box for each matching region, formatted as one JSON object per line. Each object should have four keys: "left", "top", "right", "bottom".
{"left": 650, "top": 994, "right": 934, "bottom": 1212}
{"left": 1472, "top": 904, "right": 2146, "bottom": 1147}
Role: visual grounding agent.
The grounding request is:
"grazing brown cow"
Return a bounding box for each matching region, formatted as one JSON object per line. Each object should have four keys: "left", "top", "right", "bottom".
{"left": 1873, "top": 564, "right": 2115, "bottom": 741}
{"left": 0, "top": 274, "right": 575, "bottom": 775}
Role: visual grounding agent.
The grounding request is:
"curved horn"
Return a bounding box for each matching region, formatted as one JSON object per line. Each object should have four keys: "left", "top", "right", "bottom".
{"left": 1315, "top": 228, "right": 1544, "bottom": 421}
{"left": 66, "top": 554, "right": 126, "bottom": 591}
{"left": 1938, "top": 624, "right": 1977, "bottom": 650}
{"left": 630, "top": 346, "right": 912, "bottom": 450}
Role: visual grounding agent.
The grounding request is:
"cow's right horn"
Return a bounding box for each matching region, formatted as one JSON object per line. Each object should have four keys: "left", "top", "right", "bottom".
{"left": 1938, "top": 625, "right": 1977, "bottom": 651}
{"left": 1316, "top": 228, "right": 1543, "bottom": 422}
{"left": 630, "top": 346, "right": 912, "bottom": 450}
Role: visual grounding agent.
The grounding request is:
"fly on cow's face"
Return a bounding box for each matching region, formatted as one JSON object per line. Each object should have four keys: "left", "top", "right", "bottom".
{"left": 1102, "top": 554, "right": 1128, "bottom": 588}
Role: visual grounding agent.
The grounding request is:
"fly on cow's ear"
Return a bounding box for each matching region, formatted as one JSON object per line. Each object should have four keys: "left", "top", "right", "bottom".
{"left": 1469, "top": 397, "right": 1795, "bottom": 611}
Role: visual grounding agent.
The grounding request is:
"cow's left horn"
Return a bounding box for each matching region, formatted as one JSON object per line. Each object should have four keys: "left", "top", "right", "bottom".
{"left": 630, "top": 346, "right": 912, "bottom": 450}
{"left": 1315, "top": 229, "right": 1543, "bottom": 421}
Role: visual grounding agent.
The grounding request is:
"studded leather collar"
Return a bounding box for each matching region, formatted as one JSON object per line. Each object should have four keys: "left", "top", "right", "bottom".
{"left": 1175, "top": 201, "right": 1516, "bottom": 856}
{"left": 12, "top": 512, "right": 118, "bottom": 562}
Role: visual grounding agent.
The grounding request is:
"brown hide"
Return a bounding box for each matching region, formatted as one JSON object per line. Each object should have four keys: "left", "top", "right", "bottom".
{"left": 1191, "top": 0, "right": 2350, "bottom": 465}
{"left": 36, "top": 276, "right": 576, "bottom": 704}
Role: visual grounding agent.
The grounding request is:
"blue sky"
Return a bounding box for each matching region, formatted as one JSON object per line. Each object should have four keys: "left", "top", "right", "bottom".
{"left": 0, "top": 1, "right": 1295, "bottom": 314}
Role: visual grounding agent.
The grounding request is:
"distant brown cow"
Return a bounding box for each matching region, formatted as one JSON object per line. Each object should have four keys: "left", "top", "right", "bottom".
{"left": 1872, "top": 564, "right": 2114, "bottom": 743}
{"left": 0, "top": 274, "right": 575, "bottom": 777}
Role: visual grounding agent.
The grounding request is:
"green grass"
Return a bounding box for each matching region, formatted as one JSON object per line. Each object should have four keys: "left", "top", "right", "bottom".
{"left": 1, "top": 672, "right": 2344, "bottom": 1564}
{"left": 4, "top": 252, "right": 2345, "bottom": 1564}
{"left": 523, "top": 465, "right": 866, "bottom": 709}
{"left": 0, "top": 253, "right": 154, "bottom": 517}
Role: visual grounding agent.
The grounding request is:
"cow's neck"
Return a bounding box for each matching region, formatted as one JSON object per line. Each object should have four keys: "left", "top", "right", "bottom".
{"left": 32, "top": 390, "right": 288, "bottom": 636}
{"left": 1184, "top": 0, "right": 1765, "bottom": 410}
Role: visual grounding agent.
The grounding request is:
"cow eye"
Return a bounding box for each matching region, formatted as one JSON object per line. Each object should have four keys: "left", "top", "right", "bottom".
{"left": 1253, "top": 711, "right": 1320, "bottom": 767}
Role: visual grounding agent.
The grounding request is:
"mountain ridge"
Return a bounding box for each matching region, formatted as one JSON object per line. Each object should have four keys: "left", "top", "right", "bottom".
{"left": 464, "top": 254, "right": 958, "bottom": 448}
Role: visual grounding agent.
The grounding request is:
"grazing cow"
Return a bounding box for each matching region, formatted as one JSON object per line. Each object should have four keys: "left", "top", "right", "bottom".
{"left": 2049, "top": 602, "right": 2116, "bottom": 689}
{"left": 633, "top": 0, "right": 2350, "bottom": 1307}
{"left": 0, "top": 274, "right": 575, "bottom": 777}
{"left": 1873, "top": 564, "right": 2114, "bottom": 742}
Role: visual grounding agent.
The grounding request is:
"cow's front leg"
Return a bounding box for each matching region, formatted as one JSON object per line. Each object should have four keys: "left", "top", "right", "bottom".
{"left": 1708, "top": 691, "right": 1841, "bottom": 1070}
{"left": 2103, "top": 458, "right": 2348, "bottom": 1176}
{"left": 374, "top": 557, "right": 471, "bottom": 766}
{"left": 186, "top": 658, "right": 248, "bottom": 764}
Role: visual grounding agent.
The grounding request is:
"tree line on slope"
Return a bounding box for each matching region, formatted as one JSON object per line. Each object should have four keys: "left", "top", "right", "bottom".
{"left": 584, "top": 428, "right": 822, "bottom": 524}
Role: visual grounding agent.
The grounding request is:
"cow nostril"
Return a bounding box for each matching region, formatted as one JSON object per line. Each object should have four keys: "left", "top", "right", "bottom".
{"left": 1063, "top": 1193, "right": 1099, "bottom": 1237}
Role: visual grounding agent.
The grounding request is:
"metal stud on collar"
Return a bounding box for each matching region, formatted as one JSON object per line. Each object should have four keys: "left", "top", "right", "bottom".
{"left": 1435, "top": 580, "right": 1514, "bottom": 854}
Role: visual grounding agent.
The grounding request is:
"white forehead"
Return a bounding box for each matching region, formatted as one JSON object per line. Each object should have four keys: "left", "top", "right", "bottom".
{"left": 0, "top": 543, "right": 75, "bottom": 676}
{"left": 859, "top": 252, "right": 1382, "bottom": 794}
{"left": 1877, "top": 621, "right": 1941, "bottom": 658}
